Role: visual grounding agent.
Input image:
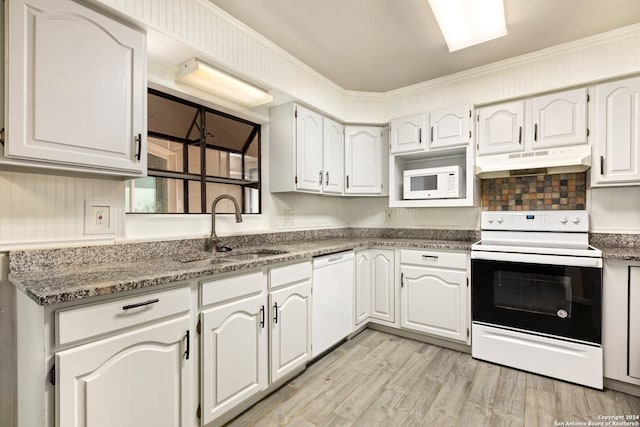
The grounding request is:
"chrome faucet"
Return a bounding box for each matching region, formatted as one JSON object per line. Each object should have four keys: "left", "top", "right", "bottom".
{"left": 206, "top": 195, "right": 243, "bottom": 252}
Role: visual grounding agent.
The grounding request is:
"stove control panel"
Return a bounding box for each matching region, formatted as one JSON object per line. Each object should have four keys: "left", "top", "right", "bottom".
{"left": 481, "top": 210, "right": 589, "bottom": 232}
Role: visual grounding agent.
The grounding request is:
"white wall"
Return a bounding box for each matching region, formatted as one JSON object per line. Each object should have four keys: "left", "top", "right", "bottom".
{"left": 2, "top": 1, "right": 640, "bottom": 249}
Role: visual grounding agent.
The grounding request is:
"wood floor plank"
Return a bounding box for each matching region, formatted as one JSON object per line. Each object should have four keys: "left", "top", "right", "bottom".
{"left": 226, "top": 330, "right": 640, "bottom": 427}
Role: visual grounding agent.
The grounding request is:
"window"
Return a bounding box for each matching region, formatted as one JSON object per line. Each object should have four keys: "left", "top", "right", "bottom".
{"left": 126, "top": 89, "right": 261, "bottom": 214}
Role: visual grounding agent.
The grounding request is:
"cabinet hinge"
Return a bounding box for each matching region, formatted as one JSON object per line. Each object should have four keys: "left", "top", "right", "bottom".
{"left": 469, "top": 109, "right": 472, "bottom": 118}
{"left": 294, "top": 175, "right": 298, "bottom": 184}
{"left": 587, "top": 93, "right": 590, "bottom": 102}
{"left": 469, "top": 130, "right": 472, "bottom": 139}
{"left": 476, "top": 113, "right": 479, "bottom": 122}
{"left": 586, "top": 128, "right": 590, "bottom": 137}
{"left": 197, "top": 404, "right": 201, "bottom": 419}
{"left": 467, "top": 328, "right": 470, "bottom": 338}
{"left": 0, "top": 128, "right": 4, "bottom": 146}
{"left": 294, "top": 108, "right": 298, "bottom": 119}
{"left": 196, "top": 318, "right": 201, "bottom": 334}
{"left": 467, "top": 277, "right": 469, "bottom": 287}
{"left": 49, "top": 364, "right": 56, "bottom": 386}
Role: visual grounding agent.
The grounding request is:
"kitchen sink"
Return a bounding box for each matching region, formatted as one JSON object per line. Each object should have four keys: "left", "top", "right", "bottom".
{"left": 177, "top": 249, "right": 288, "bottom": 264}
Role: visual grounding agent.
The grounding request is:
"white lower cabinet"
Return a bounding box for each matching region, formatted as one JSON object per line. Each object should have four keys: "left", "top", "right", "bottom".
{"left": 370, "top": 249, "right": 395, "bottom": 323}
{"left": 200, "top": 293, "right": 268, "bottom": 425}
{"left": 57, "top": 316, "right": 191, "bottom": 427}
{"left": 399, "top": 250, "right": 468, "bottom": 343}
{"left": 354, "top": 250, "right": 372, "bottom": 326}
{"left": 603, "top": 260, "right": 640, "bottom": 386}
{"left": 269, "top": 261, "right": 312, "bottom": 383}
{"left": 200, "top": 262, "right": 312, "bottom": 425}
{"left": 49, "top": 285, "right": 193, "bottom": 427}
{"left": 354, "top": 249, "right": 395, "bottom": 327}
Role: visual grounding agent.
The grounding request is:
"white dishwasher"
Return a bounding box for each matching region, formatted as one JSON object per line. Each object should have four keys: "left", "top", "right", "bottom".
{"left": 312, "top": 250, "right": 355, "bottom": 357}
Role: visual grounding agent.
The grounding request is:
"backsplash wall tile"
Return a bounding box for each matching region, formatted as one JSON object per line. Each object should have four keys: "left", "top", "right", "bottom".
{"left": 481, "top": 172, "right": 586, "bottom": 211}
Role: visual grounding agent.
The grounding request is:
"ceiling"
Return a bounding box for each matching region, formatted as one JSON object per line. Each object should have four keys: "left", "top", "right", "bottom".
{"left": 209, "top": 0, "right": 640, "bottom": 92}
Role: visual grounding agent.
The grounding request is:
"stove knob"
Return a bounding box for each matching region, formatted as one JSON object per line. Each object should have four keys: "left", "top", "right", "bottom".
{"left": 571, "top": 216, "right": 581, "bottom": 224}
{"left": 497, "top": 217, "right": 504, "bottom": 224}
{"left": 560, "top": 216, "right": 569, "bottom": 224}
{"left": 487, "top": 218, "right": 494, "bottom": 224}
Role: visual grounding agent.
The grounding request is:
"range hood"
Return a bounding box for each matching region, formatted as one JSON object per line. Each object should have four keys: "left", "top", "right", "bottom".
{"left": 475, "top": 144, "right": 592, "bottom": 179}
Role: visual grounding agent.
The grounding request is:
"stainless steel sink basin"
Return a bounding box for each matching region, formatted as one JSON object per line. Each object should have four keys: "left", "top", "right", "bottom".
{"left": 177, "top": 249, "right": 288, "bottom": 264}
{"left": 222, "top": 249, "right": 289, "bottom": 261}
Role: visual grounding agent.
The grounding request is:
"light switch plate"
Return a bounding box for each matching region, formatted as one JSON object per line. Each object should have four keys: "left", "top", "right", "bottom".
{"left": 84, "top": 201, "right": 114, "bottom": 234}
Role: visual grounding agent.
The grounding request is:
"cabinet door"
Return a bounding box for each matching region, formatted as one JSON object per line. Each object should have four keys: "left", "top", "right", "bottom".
{"left": 296, "top": 105, "right": 324, "bottom": 192}
{"left": 354, "top": 250, "right": 371, "bottom": 326}
{"left": 323, "top": 117, "right": 345, "bottom": 194}
{"left": 270, "top": 281, "right": 312, "bottom": 382}
{"left": 6, "top": 0, "right": 146, "bottom": 175}
{"left": 593, "top": 77, "right": 640, "bottom": 185}
{"left": 429, "top": 106, "right": 471, "bottom": 149}
{"left": 201, "top": 294, "right": 268, "bottom": 425}
{"left": 532, "top": 88, "right": 587, "bottom": 149}
{"left": 345, "top": 126, "right": 383, "bottom": 194}
{"left": 477, "top": 101, "right": 525, "bottom": 155}
{"left": 56, "top": 316, "right": 191, "bottom": 427}
{"left": 390, "top": 114, "right": 427, "bottom": 153}
{"left": 370, "top": 249, "right": 395, "bottom": 323}
{"left": 400, "top": 266, "right": 467, "bottom": 342}
{"left": 630, "top": 267, "right": 640, "bottom": 379}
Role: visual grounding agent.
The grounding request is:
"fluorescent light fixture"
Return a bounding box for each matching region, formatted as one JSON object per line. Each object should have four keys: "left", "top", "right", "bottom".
{"left": 428, "top": 0, "right": 507, "bottom": 52}
{"left": 176, "top": 58, "right": 273, "bottom": 107}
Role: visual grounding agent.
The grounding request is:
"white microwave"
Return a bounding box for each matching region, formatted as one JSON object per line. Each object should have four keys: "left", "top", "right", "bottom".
{"left": 403, "top": 165, "right": 464, "bottom": 200}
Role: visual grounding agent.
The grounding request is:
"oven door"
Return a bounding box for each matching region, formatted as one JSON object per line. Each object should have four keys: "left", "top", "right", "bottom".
{"left": 471, "top": 252, "right": 602, "bottom": 344}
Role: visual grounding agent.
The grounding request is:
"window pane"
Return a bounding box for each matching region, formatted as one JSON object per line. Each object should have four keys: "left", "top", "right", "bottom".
{"left": 148, "top": 92, "right": 200, "bottom": 141}
{"left": 205, "top": 183, "right": 244, "bottom": 214}
{"left": 205, "top": 147, "right": 230, "bottom": 178}
{"left": 204, "top": 111, "right": 255, "bottom": 152}
{"left": 187, "top": 145, "right": 202, "bottom": 175}
{"left": 128, "top": 177, "right": 186, "bottom": 213}
{"left": 244, "top": 137, "right": 259, "bottom": 182}
{"left": 188, "top": 181, "right": 202, "bottom": 213}
{"left": 148, "top": 138, "right": 185, "bottom": 173}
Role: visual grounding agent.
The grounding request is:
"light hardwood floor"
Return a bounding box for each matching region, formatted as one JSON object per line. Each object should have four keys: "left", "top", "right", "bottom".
{"left": 227, "top": 329, "right": 640, "bottom": 427}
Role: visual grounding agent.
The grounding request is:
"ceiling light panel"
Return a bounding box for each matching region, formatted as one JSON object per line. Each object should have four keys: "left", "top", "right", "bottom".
{"left": 428, "top": 0, "right": 507, "bottom": 52}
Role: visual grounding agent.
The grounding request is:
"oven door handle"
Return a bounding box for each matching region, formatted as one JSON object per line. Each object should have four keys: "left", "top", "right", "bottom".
{"left": 471, "top": 250, "right": 602, "bottom": 268}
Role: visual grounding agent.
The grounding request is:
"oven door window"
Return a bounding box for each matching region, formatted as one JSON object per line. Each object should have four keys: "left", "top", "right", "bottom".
{"left": 494, "top": 271, "right": 572, "bottom": 318}
{"left": 472, "top": 259, "right": 602, "bottom": 344}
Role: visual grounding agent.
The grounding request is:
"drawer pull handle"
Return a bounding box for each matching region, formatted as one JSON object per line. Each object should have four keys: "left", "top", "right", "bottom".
{"left": 122, "top": 298, "right": 159, "bottom": 310}
{"left": 260, "top": 305, "right": 265, "bottom": 328}
{"left": 422, "top": 255, "right": 439, "bottom": 260}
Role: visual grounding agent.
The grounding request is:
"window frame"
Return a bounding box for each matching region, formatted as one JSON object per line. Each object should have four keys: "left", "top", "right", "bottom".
{"left": 128, "top": 89, "right": 262, "bottom": 214}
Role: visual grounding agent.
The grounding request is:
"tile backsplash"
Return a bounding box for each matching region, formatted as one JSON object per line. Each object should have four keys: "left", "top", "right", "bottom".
{"left": 481, "top": 173, "right": 586, "bottom": 211}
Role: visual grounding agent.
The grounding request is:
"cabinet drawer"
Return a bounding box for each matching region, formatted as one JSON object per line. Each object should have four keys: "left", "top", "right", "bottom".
{"left": 400, "top": 249, "right": 466, "bottom": 269}
{"left": 201, "top": 270, "right": 266, "bottom": 306}
{"left": 56, "top": 286, "right": 191, "bottom": 346}
{"left": 269, "top": 261, "right": 312, "bottom": 289}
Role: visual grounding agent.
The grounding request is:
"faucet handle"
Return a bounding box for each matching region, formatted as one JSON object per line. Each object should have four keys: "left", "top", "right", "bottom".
{"left": 216, "top": 245, "right": 233, "bottom": 252}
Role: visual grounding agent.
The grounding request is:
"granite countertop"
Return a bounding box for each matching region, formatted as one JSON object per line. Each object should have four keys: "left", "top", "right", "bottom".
{"left": 598, "top": 246, "right": 640, "bottom": 261}
{"left": 590, "top": 233, "right": 640, "bottom": 261}
{"left": 9, "top": 236, "right": 474, "bottom": 306}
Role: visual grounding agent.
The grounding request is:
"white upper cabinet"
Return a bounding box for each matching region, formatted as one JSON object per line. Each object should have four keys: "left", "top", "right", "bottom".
{"left": 592, "top": 77, "right": 640, "bottom": 186}
{"left": 5, "top": 0, "right": 147, "bottom": 176}
{"left": 477, "top": 100, "right": 525, "bottom": 155}
{"left": 478, "top": 88, "right": 587, "bottom": 156}
{"left": 345, "top": 126, "right": 386, "bottom": 194}
{"left": 429, "top": 106, "right": 472, "bottom": 149}
{"left": 390, "top": 113, "right": 427, "bottom": 154}
{"left": 295, "top": 106, "right": 324, "bottom": 192}
{"left": 322, "top": 117, "right": 345, "bottom": 194}
{"left": 532, "top": 88, "right": 587, "bottom": 149}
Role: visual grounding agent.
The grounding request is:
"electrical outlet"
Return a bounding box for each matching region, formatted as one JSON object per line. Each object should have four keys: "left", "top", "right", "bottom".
{"left": 384, "top": 209, "right": 393, "bottom": 223}
{"left": 85, "top": 201, "right": 115, "bottom": 234}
